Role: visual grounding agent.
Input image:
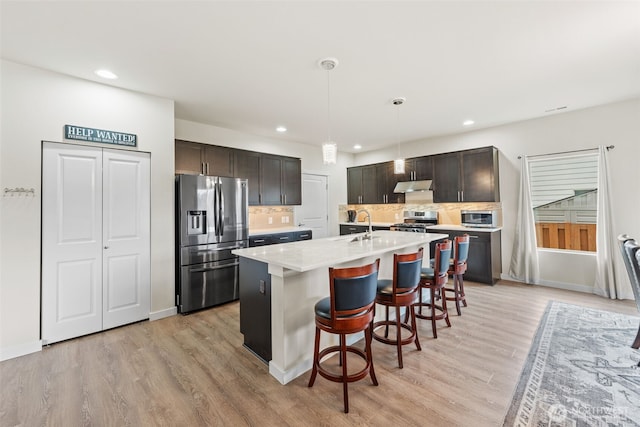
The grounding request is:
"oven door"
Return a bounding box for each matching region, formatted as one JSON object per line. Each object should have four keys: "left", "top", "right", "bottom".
{"left": 179, "top": 257, "right": 239, "bottom": 313}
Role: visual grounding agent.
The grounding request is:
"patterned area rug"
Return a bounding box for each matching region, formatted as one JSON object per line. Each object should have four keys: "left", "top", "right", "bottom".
{"left": 503, "top": 301, "right": 640, "bottom": 426}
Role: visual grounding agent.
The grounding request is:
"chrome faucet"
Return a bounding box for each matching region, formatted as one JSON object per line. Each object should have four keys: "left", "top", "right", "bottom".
{"left": 357, "top": 208, "right": 373, "bottom": 236}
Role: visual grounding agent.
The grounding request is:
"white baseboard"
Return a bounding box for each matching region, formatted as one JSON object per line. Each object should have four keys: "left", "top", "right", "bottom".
{"left": 149, "top": 306, "right": 177, "bottom": 321}
{"left": 0, "top": 340, "right": 42, "bottom": 362}
{"left": 536, "top": 279, "right": 594, "bottom": 294}
{"left": 500, "top": 273, "right": 593, "bottom": 294}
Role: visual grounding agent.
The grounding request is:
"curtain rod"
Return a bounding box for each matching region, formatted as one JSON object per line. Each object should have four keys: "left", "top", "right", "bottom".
{"left": 517, "top": 145, "right": 614, "bottom": 160}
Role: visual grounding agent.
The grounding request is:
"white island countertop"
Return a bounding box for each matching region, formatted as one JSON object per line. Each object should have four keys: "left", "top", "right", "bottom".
{"left": 233, "top": 230, "right": 448, "bottom": 273}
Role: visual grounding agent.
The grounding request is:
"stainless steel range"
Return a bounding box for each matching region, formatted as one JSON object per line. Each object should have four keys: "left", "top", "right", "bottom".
{"left": 390, "top": 210, "right": 438, "bottom": 232}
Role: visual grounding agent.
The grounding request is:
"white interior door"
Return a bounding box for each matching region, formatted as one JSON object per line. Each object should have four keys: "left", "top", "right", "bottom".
{"left": 102, "top": 149, "right": 150, "bottom": 329}
{"left": 42, "top": 143, "right": 151, "bottom": 343}
{"left": 42, "top": 143, "right": 103, "bottom": 344}
{"left": 298, "top": 174, "right": 329, "bottom": 238}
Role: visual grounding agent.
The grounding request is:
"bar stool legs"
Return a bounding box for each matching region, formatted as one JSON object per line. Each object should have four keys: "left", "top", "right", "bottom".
{"left": 371, "top": 248, "right": 424, "bottom": 369}
{"left": 415, "top": 240, "right": 453, "bottom": 339}
{"left": 307, "top": 259, "right": 380, "bottom": 413}
{"left": 445, "top": 273, "right": 467, "bottom": 316}
{"left": 416, "top": 284, "right": 451, "bottom": 339}
{"left": 308, "top": 324, "right": 378, "bottom": 413}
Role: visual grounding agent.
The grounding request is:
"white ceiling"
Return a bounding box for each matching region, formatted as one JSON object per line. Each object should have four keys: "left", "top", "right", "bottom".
{"left": 2, "top": 1, "right": 639, "bottom": 153}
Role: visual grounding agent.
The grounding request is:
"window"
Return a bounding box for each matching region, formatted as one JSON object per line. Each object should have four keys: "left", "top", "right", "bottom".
{"left": 528, "top": 152, "right": 598, "bottom": 252}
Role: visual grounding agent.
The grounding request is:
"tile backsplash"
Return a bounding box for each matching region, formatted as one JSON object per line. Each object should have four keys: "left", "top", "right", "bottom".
{"left": 249, "top": 206, "right": 294, "bottom": 229}
{"left": 338, "top": 202, "right": 502, "bottom": 225}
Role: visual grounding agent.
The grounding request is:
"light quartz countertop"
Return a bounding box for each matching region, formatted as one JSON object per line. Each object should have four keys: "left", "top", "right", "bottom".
{"left": 426, "top": 224, "right": 502, "bottom": 233}
{"left": 233, "top": 230, "right": 448, "bottom": 272}
{"left": 249, "top": 226, "right": 312, "bottom": 237}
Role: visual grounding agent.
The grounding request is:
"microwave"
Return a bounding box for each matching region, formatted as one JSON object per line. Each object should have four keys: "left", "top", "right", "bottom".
{"left": 460, "top": 210, "right": 499, "bottom": 228}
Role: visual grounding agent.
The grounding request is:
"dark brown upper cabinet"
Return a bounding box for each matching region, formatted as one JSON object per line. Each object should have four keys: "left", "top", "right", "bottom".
{"left": 175, "top": 139, "right": 234, "bottom": 176}
{"left": 203, "top": 145, "right": 234, "bottom": 177}
{"left": 234, "top": 150, "right": 261, "bottom": 205}
{"left": 176, "top": 140, "right": 301, "bottom": 206}
{"left": 347, "top": 162, "right": 404, "bottom": 205}
{"left": 403, "top": 156, "right": 433, "bottom": 181}
{"left": 259, "top": 155, "right": 302, "bottom": 206}
{"left": 432, "top": 146, "right": 500, "bottom": 202}
{"left": 347, "top": 165, "right": 377, "bottom": 204}
{"left": 175, "top": 140, "right": 205, "bottom": 175}
{"left": 377, "top": 162, "right": 405, "bottom": 204}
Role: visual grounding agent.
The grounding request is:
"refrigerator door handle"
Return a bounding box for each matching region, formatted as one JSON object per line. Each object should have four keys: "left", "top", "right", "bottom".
{"left": 219, "top": 180, "right": 225, "bottom": 236}
{"left": 190, "top": 261, "right": 239, "bottom": 273}
{"left": 212, "top": 177, "right": 219, "bottom": 238}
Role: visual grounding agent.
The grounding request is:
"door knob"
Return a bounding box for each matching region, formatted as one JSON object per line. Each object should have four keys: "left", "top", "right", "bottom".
{"left": 104, "top": 246, "right": 109, "bottom": 249}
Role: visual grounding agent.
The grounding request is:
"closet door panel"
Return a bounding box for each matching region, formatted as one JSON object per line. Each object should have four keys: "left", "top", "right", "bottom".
{"left": 42, "top": 143, "right": 103, "bottom": 344}
{"left": 102, "top": 149, "right": 150, "bottom": 330}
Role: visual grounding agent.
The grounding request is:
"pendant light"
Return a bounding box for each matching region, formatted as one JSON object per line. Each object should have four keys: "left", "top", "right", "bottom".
{"left": 319, "top": 58, "right": 338, "bottom": 164}
{"left": 393, "top": 97, "right": 406, "bottom": 174}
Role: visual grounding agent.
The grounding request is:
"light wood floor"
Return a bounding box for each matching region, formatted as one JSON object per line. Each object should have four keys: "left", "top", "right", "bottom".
{"left": 1, "top": 280, "right": 638, "bottom": 426}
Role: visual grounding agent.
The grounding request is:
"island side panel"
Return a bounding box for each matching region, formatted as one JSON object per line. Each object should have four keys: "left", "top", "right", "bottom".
{"left": 239, "top": 257, "right": 272, "bottom": 362}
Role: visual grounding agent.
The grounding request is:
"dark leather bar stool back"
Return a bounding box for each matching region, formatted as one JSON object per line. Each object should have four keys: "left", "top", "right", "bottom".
{"left": 372, "top": 248, "right": 424, "bottom": 369}
{"left": 416, "top": 240, "right": 453, "bottom": 338}
{"left": 308, "top": 259, "right": 380, "bottom": 413}
{"left": 445, "top": 234, "right": 470, "bottom": 316}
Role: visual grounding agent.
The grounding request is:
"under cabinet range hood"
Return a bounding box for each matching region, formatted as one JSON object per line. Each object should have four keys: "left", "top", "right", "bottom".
{"left": 393, "top": 180, "right": 433, "bottom": 193}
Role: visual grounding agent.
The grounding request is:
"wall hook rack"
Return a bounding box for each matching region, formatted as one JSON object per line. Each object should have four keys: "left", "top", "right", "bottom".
{"left": 3, "top": 187, "right": 36, "bottom": 197}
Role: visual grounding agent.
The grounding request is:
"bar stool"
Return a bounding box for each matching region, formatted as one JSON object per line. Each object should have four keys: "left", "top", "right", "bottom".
{"left": 416, "top": 240, "right": 452, "bottom": 338}
{"left": 308, "top": 259, "right": 380, "bottom": 413}
{"left": 444, "top": 234, "right": 470, "bottom": 316}
{"left": 372, "top": 248, "right": 424, "bottom": 369}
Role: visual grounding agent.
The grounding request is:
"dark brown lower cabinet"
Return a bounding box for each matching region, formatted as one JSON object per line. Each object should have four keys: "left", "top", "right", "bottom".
{"left": 426, "top": 228, "right": 502, "bottom": 285}
{"left": 339, "top": 224, "right": 390, "bottom": 235}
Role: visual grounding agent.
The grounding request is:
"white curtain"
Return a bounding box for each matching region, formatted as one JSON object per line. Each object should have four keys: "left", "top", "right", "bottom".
{"left": 509, "top": 156, "right": 540, "bottom": 284}
{"left": 594, "top": 146, "right": 630, "bottom": 299}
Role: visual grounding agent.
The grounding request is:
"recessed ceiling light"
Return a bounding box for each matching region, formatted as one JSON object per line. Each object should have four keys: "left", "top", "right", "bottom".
{"left": 463, "top": 120, "right": 475, "bottom": 126}
{"left": 353, "top": 144, "right": 362, "bottom": 150}
{"left": 276, "top": 126, "right": 287, "bottom": 133}
{"left": 95, "top": 69, "right": 118, "bottom": 79}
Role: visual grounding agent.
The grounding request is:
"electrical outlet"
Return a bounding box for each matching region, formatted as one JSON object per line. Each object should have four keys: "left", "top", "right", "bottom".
{"left": 285, "top": 216, "right": 289, "bottom": 223}
{"left": 395, "top": 213, "right": 400, "bottom": 220}
{"left": 268, "top": 217, "right": 273, "bottom": 224}
{"left": 281, "top": 216, "right": 286, "bottom": 223}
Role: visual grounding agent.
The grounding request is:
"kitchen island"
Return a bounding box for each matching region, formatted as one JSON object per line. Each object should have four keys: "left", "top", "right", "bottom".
{"left": 233, "top": 230, "right": 448, "bottom": 384}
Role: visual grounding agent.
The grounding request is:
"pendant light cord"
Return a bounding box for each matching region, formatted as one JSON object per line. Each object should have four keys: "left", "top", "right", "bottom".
{"left": 396, "top": 103, "right": 400, "bottom": 158}
{"left": 326, "top": 68, "right": 331, "bottom": 142}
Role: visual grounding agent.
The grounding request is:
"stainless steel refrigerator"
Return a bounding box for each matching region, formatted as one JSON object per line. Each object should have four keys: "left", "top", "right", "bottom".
{"left": 175, "top": 174, "right": 248, "bottom": 313}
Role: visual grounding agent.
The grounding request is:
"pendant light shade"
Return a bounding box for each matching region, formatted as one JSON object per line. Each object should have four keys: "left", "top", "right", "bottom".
{"left": 393, "top": 97, "right": 406, "bottom": 174}
{"left": 322, "top": 142, "right": 337, "bottom": 164}
{"left": 320, "top": 58, "right": 338, "bottom": 165}
{"left": 394, "top": 158, "right": 405, "bottom": 174}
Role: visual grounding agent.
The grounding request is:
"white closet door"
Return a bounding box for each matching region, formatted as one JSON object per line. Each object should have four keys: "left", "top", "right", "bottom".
{"left": 102, "top": 149, "right": 150, "bottom": 329}
{"left": 42, "top": 143, "right": 103, "bottom": 344}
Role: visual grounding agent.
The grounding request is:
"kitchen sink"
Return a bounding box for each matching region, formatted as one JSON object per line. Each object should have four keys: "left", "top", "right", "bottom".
{"left": 350, "top": 234, "right": 379, "bottom": 242}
